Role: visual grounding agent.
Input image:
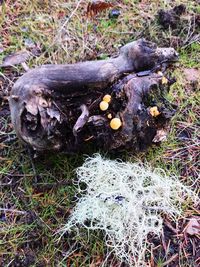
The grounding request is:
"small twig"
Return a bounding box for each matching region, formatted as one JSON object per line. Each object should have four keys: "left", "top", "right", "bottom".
{"left": 34, "top": 211, "right": 53, "bottom": 231}
{"left": 0, "top": 131, "right": 15, "bottom": 136}
{"left": 161, "top": 230, "right": 167, "bottom": 253}
{"left": 0, "top": 71, "right": 15, "bottom": 85}
{"left": 27, "top": 146, "right": 38, "bottom": 182}
{"left": 191, "top": 206, "right": 200, "bottom": 215}
{"left": 162, "top": 253, "right": 179, "bottom": 266}
{"left": 182, "top": 34, "right": 200, "bottom": 49}
{"left": 195, "top": 256, "right": 200, "bottom": 264}
{"left": 192, "top": 238, "right": 196, "bottom": 256}
{"left": 2, "top": 136, "right": 17, "bottom": 144}
{"left": 152, "top": 244, "right": 161, "bottom": 251}
{"left": 59, "top": 241, "right": 79, "bottom": 264}
{"left": 0, "top": 172, "right": 33, "bottom": 177}
{"left": 150, "top": 245, "right": 155, "bottom": 267}
{"left": 166, "top": 239, "right": 171, "bottom": 258}
{"left": 0, "top": 208, "right": 26, "bottom": 215}
{"left": 164, "top": 219, "right": 178, "bottom": 234}
{"left": 6, "top": 259, "right": 15, "bottom": 267}
{"left": 182, "top": 245, "right": 190, "bottom": 259}
{"left": 53, "top": 101, "right": 68, "bottom": 118}
{"left": 21, "top": 62, "right": 30, "bottom": 72}
{"left": 57, "top": 0, "right": 83, "bottom": 37}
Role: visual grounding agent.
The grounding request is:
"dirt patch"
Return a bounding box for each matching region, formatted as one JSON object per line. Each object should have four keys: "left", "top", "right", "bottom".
{"left": 158, "top": 4, "right": 186, "bottom": 29}
{"left": 184, "top": 68, "right": 200, "bottom": 83}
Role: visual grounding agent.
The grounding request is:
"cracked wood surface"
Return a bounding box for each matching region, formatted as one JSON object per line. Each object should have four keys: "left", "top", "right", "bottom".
{"left": 9, "top": 39, "right": 178, "bottom": 153}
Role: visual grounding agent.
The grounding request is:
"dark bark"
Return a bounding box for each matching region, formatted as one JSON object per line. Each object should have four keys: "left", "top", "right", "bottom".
{"left": 9, "top": 39, "right": 178, "bottom": 153}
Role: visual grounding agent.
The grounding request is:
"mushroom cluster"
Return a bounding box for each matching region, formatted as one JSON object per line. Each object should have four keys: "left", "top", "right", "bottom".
{"left": 99, "top": 94, "right": 122, "bottom": 130}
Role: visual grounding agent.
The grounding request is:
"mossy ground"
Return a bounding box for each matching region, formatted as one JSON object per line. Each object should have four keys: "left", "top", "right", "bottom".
{"left": 0, "top": 1, "right": 199, "bottom": 266}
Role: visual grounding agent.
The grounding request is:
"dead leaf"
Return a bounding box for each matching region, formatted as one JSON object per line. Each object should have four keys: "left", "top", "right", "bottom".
{"left": 184, "top": 218, "right": 200, "bottom": 236}
{"left": 0, "top": 50, "right": 31, "bottom": 67}
{"left": 152, "top": 129, "right": 168, "bottom": 143}
{"left": 87, "top": 0, "right": 113, "bottom": 17}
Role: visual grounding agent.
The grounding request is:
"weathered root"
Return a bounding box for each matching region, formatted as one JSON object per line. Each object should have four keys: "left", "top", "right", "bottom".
{"left": 73, "top": 104, "right": 89, "bottom": 138}
{"left": 9, "top": 39, "right": 178, "bottom": 153}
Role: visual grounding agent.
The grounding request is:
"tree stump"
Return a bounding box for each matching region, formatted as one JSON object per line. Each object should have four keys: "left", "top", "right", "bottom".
{"left": 9, "top": 39, "right": 178, "bottom": 153}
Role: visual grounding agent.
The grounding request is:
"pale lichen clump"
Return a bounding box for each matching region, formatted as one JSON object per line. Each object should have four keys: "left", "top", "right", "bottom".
{"left": 60, "top": 154, "right": 198, "bottom": 266}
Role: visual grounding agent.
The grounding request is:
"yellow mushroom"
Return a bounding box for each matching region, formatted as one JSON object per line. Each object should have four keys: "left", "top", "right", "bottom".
{"left": 103, "top": 94, "right": 111, "bottom": 103}
{"left": 162, "top": 76, "right": 168, "bottom": 85}
{"left": 149, "top": 106, "right": 160, "bottom": 117}
{"left": 99, "top": 101, "right": 109, "bottom": 111}
{"left": 107, "top": 113, "right": 112, "bottom": 119}
{"left": 157, "top": 71, "right": 163, "bottom": 76}
{"left": 110, "top": 118, "right": 122, "bottom": 130}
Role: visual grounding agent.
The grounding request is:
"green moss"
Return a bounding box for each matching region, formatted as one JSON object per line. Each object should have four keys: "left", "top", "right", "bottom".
{"left": 179, "top": 43, "right": 200, "bottom": 68}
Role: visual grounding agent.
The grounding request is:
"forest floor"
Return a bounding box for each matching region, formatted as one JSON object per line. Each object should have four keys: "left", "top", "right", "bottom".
{"left": 0, "top": 1, "right": 199, "bottom": 266}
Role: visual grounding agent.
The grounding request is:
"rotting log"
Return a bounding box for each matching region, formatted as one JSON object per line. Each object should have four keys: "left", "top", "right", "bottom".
{"left": 9, "top": 39, "right": 178, "bottom": 153}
